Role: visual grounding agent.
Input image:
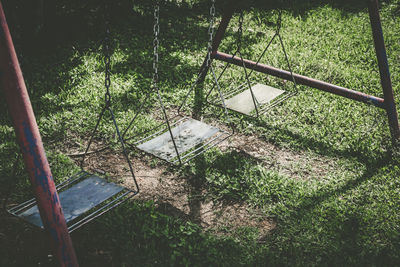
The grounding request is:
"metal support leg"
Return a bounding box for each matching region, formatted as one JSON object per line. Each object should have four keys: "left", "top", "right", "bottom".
{"left": 0, "top": 2, "right": 79, "bottom": 266}
{"left": 368, "top": 0, "right": 400, "bottom": 142}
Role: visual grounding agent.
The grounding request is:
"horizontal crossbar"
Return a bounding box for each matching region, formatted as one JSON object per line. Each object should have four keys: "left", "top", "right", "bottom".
{"left": 212, "top": 51, "right": 386, "bottom": 109}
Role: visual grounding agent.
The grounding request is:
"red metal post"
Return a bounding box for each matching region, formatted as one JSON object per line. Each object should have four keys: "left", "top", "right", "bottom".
{"left": 0, "top": 2, "right": 79, "bottom": 266}
{"left": 368, "top": 0, "right": 400, "bottom": 141}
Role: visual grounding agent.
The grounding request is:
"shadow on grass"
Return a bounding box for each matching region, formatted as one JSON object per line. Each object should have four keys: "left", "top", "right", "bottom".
{"left": 0, "top": 198, "right": 266, "bottom": 266}
{"left": 258, "top": 158, "right": 397, "bottom": 265}
{"left": 236, "top": 103, "right": 392, "bottom": 164}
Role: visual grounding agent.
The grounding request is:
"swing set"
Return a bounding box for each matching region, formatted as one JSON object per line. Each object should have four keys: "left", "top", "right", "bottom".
{"left": 123, "top": 0, "right": 399, "bottom": 168}
{"left": 1, "top": 0, "right": 399, "bottom": 265}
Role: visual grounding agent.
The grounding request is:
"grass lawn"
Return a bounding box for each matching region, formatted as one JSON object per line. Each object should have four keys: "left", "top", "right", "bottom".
{"left": 1, "top": 0, "right": 400, "bottom": 266}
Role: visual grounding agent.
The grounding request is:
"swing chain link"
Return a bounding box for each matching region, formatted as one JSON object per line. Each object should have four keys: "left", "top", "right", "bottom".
{"left": 153, "top": 3, "right": 160, "bottom": 88}
{"left": 276, "top": 10, "right": 282, "bottom": 34}
{"left": 189, "top": 0, "right": 215, "bottom": 90}
{"left": 104, "top": 20, "right": 112, "bottom": 107}
{"left": 205, "top": 0, "right": 216, "bottom": 69}
{"left": 178, "top": 0, "right": 220, "bottom": 115}
{"left": 237, "top": 11, "right": 244, "bottom": 52}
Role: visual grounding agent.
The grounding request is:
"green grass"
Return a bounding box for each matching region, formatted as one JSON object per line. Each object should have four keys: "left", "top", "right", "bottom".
{"left": 1, "top": 0, "right": 400, "bottom": 266}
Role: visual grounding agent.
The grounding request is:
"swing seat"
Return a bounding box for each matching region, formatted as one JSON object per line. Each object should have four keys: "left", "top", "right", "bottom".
{"left": 8, "top": 171, "right": 137, "bottom": 232}
{"left": 133, "top": 117, "right": 229, "bottom": 164}
{"left": 225, "top": 83, "right": 285, "bottom": 115}
{"left": 210, "top": 81, "right": 295, "bottom": 116}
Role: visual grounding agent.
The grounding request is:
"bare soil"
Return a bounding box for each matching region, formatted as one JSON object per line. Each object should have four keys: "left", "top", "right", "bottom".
{"left": 61, "top": 127, "right": 340, "bottom": 240}
{"left": 218, "top": 132, "right": 339, "bottom": 181}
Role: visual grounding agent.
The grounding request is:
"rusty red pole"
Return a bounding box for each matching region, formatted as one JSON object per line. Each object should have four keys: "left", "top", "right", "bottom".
{"left": 0, "top": 2, "right": 79, "bottom": 266}
{"left": 368, "top": 0, "right": 400, "bottom": 142}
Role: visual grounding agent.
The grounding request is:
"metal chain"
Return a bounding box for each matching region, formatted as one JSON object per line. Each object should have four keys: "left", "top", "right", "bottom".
{"left": 104, "top": 18, "right": 112, "bottom": 107}
{"left": 191, "top": 0, "right": 216, "bottom": 95}
{"left": 153, "top": 4, "right": 160, "bottom": 89}
{"left": 235, "top": 11, "right": 260, "bottom": 114}
{"left": 237, "top": 11, "right": 244, "bottom": 53}
{"left": 205, "top": 0, "right": 216, "bottom": 69}
{"left": 185, "top": 0, "right": 215, "bottom": 96}
{"left": 178, "top": 0, "right": 217, "bottom": 113}
{"left": 151, "top": 1, "right": 182, "bottom": 163}
{"left": 276, "top": 9, "right": 282, "bottom": 34}
{"left": 80, "top": 1, "right": 139, "bottom": 194}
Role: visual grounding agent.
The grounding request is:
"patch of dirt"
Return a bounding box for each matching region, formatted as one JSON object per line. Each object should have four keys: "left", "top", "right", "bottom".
{"left": 59, "top": 125, "right": 342, "bottom": 239}
{"left": 64, "top": 141, "right": 275, "bottom": 239}
{"left": 198, "top": 201, "right": 276, "bottom": 238}
{"left": 218, "top": 133, "right": 339, "bottom": 180}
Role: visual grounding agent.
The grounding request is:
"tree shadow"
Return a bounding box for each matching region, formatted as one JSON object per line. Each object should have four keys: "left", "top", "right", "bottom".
{"left": 246, "top": 113, "right": 391, "bottom": 165}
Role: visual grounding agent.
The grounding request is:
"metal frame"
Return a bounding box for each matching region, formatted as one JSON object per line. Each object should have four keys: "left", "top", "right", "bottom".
{"left": 201, "top": 0, "right": 400, "bottom": 142}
